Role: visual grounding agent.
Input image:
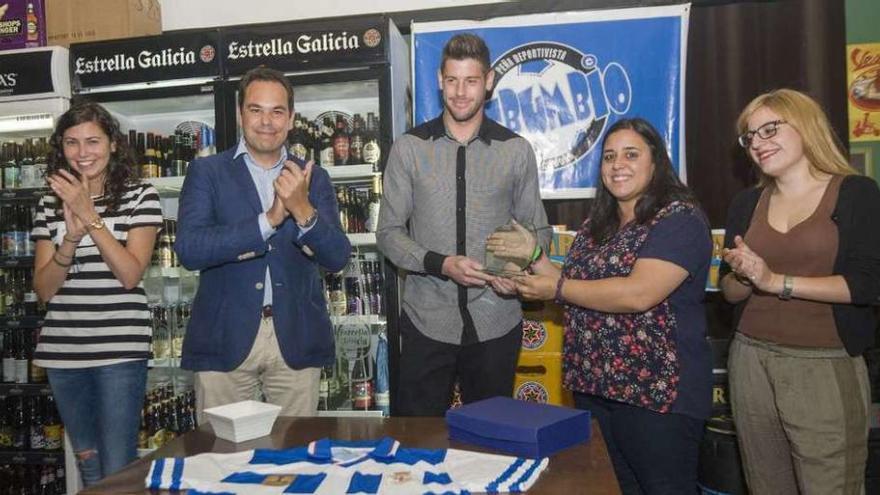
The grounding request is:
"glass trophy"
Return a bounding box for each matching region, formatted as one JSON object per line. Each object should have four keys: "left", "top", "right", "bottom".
{"left": 483, "top": 221, "right": 538, "bottom": 277}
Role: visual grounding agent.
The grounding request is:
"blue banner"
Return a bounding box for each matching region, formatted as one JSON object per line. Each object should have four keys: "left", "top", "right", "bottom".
{"left": 413, "top": 5, "right": 690, "bottom": 198}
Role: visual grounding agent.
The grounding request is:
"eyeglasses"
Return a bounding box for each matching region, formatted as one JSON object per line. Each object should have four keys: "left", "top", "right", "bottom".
{"left": 737, "top": 120, "right": 787, "bottom": 148}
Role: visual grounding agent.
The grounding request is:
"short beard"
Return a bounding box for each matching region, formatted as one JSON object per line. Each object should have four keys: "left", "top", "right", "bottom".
{"left": 444, "top": 100, "right": 484, "bottom": 124}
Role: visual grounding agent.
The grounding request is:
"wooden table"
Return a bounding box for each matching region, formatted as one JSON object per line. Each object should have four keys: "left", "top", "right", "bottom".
{"left": 81, "top": 417, "right": 621, "bottom": 494}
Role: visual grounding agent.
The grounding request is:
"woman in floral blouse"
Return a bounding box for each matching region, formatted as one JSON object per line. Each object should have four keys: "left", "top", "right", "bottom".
{"left": 507, "top": 118, "right": 713, "bottom": 494}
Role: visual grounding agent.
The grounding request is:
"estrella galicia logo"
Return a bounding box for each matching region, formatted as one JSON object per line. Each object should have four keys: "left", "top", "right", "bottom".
{"left": 485, "top": 42, "right": 632, "bottom": 172}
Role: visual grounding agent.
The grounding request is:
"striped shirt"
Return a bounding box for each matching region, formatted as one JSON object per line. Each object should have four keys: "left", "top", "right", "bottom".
{"left": 31, "top": 182, "right": 163, "bottom": 369}
{"left": 146, "top": 437, "right": 549, "bottom": 494}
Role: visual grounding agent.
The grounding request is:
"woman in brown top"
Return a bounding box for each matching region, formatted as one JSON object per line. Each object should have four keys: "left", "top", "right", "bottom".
{"left": 722, "top": 88, "right": 880, "bottom": 494}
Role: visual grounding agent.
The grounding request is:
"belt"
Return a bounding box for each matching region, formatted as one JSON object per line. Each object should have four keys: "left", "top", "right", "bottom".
{"left": 261, "top": 305, "right": 273, "bottom": 319}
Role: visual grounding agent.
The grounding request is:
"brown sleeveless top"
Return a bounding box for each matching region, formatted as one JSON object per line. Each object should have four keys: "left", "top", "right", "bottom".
{"left": 738, "top": 175, "right": 843, "bottom": 348}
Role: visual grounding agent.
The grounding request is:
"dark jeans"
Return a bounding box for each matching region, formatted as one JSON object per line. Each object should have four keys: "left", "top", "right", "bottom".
{"left": 47, "top": 360, "right": 148, "bottom": 486}
{"left": 574, "top": 392, "right": 704, "bottom": 495}
{"left": 397, "top": 311, "right": 522, "bottom": 416}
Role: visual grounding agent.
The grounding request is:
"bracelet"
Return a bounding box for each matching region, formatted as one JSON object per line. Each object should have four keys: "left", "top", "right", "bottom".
{"left": 52, "top": 253, "right": 73, "bottom": 268}
{"left": 63, "top": 234, "right": 82, "bottom": 244}
{"left": 54, "top": 251, "right": 73, "bottom": 261}
{"left": 524, "top": 246, "right": 544, "bottom": 273}
{"left": 530, "top": 245, "right": 543, "bottom": 263}
{"left": 778, "top": 274, "right": 794, "bottom": 300}
{"left": 554, "top": 276, "right": 566, "bottom": 304}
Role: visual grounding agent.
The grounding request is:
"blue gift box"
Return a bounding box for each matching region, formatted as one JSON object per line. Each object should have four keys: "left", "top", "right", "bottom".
{"left": 445, "top": 396, "right": 591, "bottom": 459}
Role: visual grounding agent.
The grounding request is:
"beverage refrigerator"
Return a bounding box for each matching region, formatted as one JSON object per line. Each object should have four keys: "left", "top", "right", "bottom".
{"left": 0, "top": 45, "right": 70, "bottom": 494}
{"left": 65, "top": 29, "right": 225, "bottom": 492}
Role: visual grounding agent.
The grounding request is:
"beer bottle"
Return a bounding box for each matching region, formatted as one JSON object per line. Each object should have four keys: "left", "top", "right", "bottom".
{"left": 318, "top": 367, "right": 330, "bottom": 411}
{"left": 136, "top": 132, "right": 146, "bottom": 164}
{"left": 0, "top": 397, "right": 13, "bottom": 447}
{"left": 170, "top": 135, "right": 187, "bottom": 177}
{"left": 14, "top": 331, "right": 29, "bottom": 384}
{"left": 26, "top": 3, "right": 39, "bottom": 46}
{"left": 42, "top": 395, "right": 62, "bottom": 451}
{"left": 10, "top": 395, "right": 27, "bottom": 449}
{"left": 336, "top": 187, "right": 349, "bottom": 233}
{"left": 351, "top": 356, "right": 373, "bottom": 410}
{"left": 19, "top": 140, "right": 37, "bottom": 189}
{"left": 0, "top": 143, "right": 7, "bottom": 189}
{"left": 332, "top": 115, "right": 351, "bottom": 166}
{"left": 366, "top": 175, "right": 382, "bottom": 233}
{"left": 28, "top": 328, "right": 45, "bottom": 383}
{"left": 363, "top": 113, "right": 381, "bottom": 169}
{"left": 4, "top": 142, "right": 21, "bottom": 189}
{"left": 0, "top": 269, "right": 7, "bottom": 317}
{"left": 38, "top": 466, "right": 52, "bottom": 495}
{"left": 34, "top": 138, "right": 48, "bottom": 188}
{"left": 349, "top": 114, "right": 364, "bottom": 164}
{"left": 289, "top": 117, "right": 309, "bottom": 162}
{"left": 23, "top": 272, "right": 38, "bottom": 316}
{"left": 310, "top": 123, "right": 321, "bottom": 164}
{"left": 143, "top": 134, "right": 161, "bottom": 178}
{"left": 319, "top": 118, "right": 335, "bottom": 167}
{"left": 158, "top": 228, "right": 173, "bottom": 269}
{"left": 29, "top": 396, "right": 46, "bottom": 450}
{"left": 2, "top": 329, "right": 14, "bottom": 383}
{"left": 329, "top": 275, "right": 346, "bottom": 317}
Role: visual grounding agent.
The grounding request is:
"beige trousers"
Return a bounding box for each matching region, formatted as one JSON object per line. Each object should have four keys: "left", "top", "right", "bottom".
{"left": 729, "top": 332, "right": 869, "bottom": 495}
{"left": 194, "top": 317, "right": 321, "bottom": 424}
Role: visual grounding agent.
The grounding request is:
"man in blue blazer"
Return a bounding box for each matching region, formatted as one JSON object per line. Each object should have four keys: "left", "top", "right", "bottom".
{"left": 175, "top": 67, "right": 351, "bottom": 420}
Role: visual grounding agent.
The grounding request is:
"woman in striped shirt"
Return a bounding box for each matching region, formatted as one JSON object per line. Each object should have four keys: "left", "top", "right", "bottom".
{"left": 32, "top": 102, "right": 162, "bottom": 486}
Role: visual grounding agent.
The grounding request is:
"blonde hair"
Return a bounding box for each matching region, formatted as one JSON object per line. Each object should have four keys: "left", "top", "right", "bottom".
{"left": 736, "top": 88, "right": 856, "bottom": 183}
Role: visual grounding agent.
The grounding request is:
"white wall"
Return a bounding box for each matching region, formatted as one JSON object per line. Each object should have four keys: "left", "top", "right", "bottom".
{"left": 158, "top": 0, "right": 510, "bottom": 31}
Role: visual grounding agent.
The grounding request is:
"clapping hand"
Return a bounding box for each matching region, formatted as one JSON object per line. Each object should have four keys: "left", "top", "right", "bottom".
{"left": 47, "top": 169, "right": 99, "bottom": 228}
{"left": 274, "top": 160, "right": 314, "bottom": 219}
{"left": 723, "top": 236, "right": 774, "bottom": 291}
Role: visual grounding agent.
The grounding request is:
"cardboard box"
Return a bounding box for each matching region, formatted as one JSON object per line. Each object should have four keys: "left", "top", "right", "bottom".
{"left": 45, "top": 0, "right": 161, "bottom": 47}
{"left": 514, "top": 351, "right": 573, "bottom": 407}
{"left": 521, "top": 301, "right": 563, "bottom": 354}
{"left": 0, "top": 0, "right": 48, "bottom": 51}
{"left": 446, "top": 396, "right": 590, "bottom": 459}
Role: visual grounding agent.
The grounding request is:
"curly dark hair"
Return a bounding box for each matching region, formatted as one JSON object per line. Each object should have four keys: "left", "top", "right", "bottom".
{"left": 589, "top": 118, "right": 699, "bottom": 243}
{"left": 47, "top": 101, "right": 139, "bottom": 213}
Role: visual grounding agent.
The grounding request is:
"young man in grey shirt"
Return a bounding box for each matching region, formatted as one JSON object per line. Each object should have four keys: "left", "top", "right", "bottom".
{"left": 377, "top": 33, "right": 550, "bottom": 416}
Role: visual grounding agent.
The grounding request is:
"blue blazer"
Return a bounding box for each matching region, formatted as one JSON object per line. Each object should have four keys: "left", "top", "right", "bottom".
{"left": 174, "top": 148, "right": 351, "bottom": 371}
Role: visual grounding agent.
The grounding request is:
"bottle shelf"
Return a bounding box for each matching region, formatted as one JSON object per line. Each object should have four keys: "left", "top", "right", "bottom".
{"left": 0, "top": 450, "right": 63, "bottom": 465}
{"left": 325, "top": 164, "right": 378, "bottom": 181}
{"left": 0, "top": 383, "right": 53, "bottom": 397}
{"left": 1, "top": 316, "right": 45, "bottom": 328}
{"left": 329, "top": 314, "right": 386, "bottom": 326}
{"left": 0, "top": 256, "right": 35, "bottom": 268}
{"left": 145, "top": 176, "right": 185, "bottom": 195}
{"left": 0, "top": 188, "right": 48, "bottom": 201}
{"left": 346, "top": 233, "right": 376, "bottom": 246}
{"left": 147, "top": 357, "right": 181, "bottom": 368}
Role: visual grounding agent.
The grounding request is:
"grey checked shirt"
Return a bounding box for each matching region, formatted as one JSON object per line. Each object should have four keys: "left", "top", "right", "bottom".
{"left": 377, "top": 115, "right": 550, "bottom": 345}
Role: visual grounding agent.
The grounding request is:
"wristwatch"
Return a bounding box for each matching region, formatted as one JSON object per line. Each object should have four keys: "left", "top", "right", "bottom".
{"left": 87, "top": 216, "right": 105, "bottom": 231}
{"left": 778, "top": 274, "right": 793, "bottom": 300}
{"left": 296, "top": 209, "right": 318, "bottom": 229}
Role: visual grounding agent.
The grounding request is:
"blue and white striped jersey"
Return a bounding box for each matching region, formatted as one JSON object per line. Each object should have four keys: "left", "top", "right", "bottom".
{"left": 145, "top": 437, "right": 549, "bottom": 494}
